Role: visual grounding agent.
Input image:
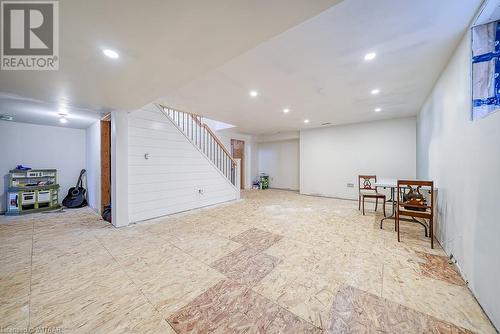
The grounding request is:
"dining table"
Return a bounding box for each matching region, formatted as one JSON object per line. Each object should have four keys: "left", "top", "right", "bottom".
{"left": 374, "top": 179, "right": 397, "bottom": 227}
{"left": 374, "top": 178, "right": 431, "bottom": 236}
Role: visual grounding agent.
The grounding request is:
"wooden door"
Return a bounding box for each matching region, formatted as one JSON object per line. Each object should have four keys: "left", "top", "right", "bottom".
{"left": 100, "top": 120, "right": 111, "bottom": 212}
{"left": 231, "top": 139, "right": 244, "bottom": 189}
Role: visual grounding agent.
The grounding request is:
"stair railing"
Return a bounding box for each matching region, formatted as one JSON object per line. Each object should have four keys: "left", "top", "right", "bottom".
{"left": 158, "top": 105, "right": 237, "bottom": 186}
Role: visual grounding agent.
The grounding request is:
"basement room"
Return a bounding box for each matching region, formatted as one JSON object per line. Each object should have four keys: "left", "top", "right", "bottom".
{"left": 0, "top": 0, "right": 499, "bottom": 333}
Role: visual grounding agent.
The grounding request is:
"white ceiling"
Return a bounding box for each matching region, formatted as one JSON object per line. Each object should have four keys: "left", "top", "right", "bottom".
{"left": 0, "top": 0, "right": 342, "bottom": 129}
{"left": 164, "top": 0, "right": 483, "bottom": 134}
{"left": 0, "top": 93, "right": 103, "bottom": 128}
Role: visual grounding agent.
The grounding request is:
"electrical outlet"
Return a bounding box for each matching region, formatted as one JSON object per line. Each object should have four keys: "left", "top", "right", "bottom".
{"left": 198, "top": 189, "right": 204, "bottom": 195}
{"left": 347, "top": 183, "right": 354, "bottom": 188}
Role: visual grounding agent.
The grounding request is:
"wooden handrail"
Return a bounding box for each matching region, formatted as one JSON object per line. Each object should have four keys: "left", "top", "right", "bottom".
{"left": 203, "top": 124, "right": 236, "bottom": 165}
{"left": 158, "top": 104, "right": 236, "bottom": 166}
{"left": 192, "top": 114, "right": 203, "bottom": 126}
{"left": 159, "top": 104, "right": 202, "bottom": 125}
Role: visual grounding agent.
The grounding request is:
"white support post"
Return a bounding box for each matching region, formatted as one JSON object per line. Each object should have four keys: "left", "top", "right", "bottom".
{"left": 111, "top": 110, "right": 129, "bottom": 227}
{"left": 235, "top": 159, "right": 241, "bottom": 200}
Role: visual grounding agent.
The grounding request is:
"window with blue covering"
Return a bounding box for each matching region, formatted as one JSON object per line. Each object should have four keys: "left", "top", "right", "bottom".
{"left": 472, "top": 20, "right": 500, "bottom": 120}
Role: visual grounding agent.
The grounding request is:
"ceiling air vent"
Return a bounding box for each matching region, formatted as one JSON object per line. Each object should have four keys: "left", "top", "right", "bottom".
{"left": 0, "top": 114, "right": 13, "bottom": 121}
{"left": 321, "top": 122, "right": 331, "bottom": 126}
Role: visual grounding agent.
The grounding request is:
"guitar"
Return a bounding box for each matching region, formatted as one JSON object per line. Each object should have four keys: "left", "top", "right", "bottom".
{"left": 62, "top": 169, "right": 88, "bottom": 208}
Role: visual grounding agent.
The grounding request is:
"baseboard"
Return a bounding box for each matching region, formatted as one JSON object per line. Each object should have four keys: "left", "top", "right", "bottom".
{"left": 269, "top": 187, "right": 299, "bottom": 192}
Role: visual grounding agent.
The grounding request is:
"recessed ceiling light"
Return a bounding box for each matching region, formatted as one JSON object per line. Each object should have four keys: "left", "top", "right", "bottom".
{"left": 374, "top": 108, "right": 382, "bottom": 112}
{"left": 364, "top": 52, "right": 376, "bottom": 61}
{"left": 304, "top": 119, "right": 309, "bottom": 124}
{"left": 59, "top": 117, "right": 68, "bottom": 124}
{"left": 249, "top": 90, "right": 259, "bottom": 97}
{"left": 283, "top": 108, "right": 290, "bottom": 113}
{"left": 371, "top": 89, "right": 380, "bottom": 95}
{"left": 103, "top": 49, "right": 119, "bottom": 59}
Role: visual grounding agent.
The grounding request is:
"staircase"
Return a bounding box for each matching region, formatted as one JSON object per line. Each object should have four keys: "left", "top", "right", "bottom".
{"left": 157, "top": 104, "right": 238, "bottom": 187}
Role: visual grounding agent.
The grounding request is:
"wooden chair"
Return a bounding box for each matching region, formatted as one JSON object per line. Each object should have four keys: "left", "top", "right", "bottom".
{"left": 396, "top": 180, "right": 434, "bottom": 248}
{"left": 358, "top": 175, "right": 386, "bottom": 216}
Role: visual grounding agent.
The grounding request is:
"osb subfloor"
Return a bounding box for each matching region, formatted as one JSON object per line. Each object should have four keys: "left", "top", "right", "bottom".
{"left": 0, "top": 190, "right": 496, "bottom": 333}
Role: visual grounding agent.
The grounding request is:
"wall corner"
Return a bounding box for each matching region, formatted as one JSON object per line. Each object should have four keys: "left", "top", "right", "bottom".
{"left": 111, "top": 111, "right": 129, "bottom": 227}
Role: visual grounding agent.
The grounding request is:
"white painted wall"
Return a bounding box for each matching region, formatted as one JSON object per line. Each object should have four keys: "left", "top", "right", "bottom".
{"left": 85, "top": 121, "right": 100, "bottom": 213}
{"left": 0, "top": 121, "right": 86, "bottom": 212}
{"left": 258, "top": 139, "right": 299, "bottom": 190}
{"left": 127, "top": 104, "right": 238, "bottom": 223}
{"left": 300, "top": 117, "right": 416, "bottom": 199}
{"left": 417, "top": 32, "right": 500, "bottom": 329}
{"left": 250, "top": 138, "right": 259, "bottom": 187}
{"left": 216, "top": 130, "right": 259, "bottom": 188}
{"left": 112, "top": 111, "right": 129, "bottom": 227}
{"left": 256, "top": 131, "right": 299, "bottom": 143}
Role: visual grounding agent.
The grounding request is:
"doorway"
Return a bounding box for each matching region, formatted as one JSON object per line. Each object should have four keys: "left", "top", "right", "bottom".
{"left": 231, "top": 139, "right": 245, "bottom": 189}
{"left": 100, "top": 119, "right": 111, "bottom": 212}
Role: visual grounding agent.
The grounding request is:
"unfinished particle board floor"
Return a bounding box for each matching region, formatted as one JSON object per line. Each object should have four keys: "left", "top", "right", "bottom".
{"left": 0, "top": 189, "right": 496, "bottom": 333}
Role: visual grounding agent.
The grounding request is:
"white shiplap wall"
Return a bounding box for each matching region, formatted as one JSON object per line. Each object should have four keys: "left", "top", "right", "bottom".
{"left": 128, "top": 104, "right": 239, "bottom": 223}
